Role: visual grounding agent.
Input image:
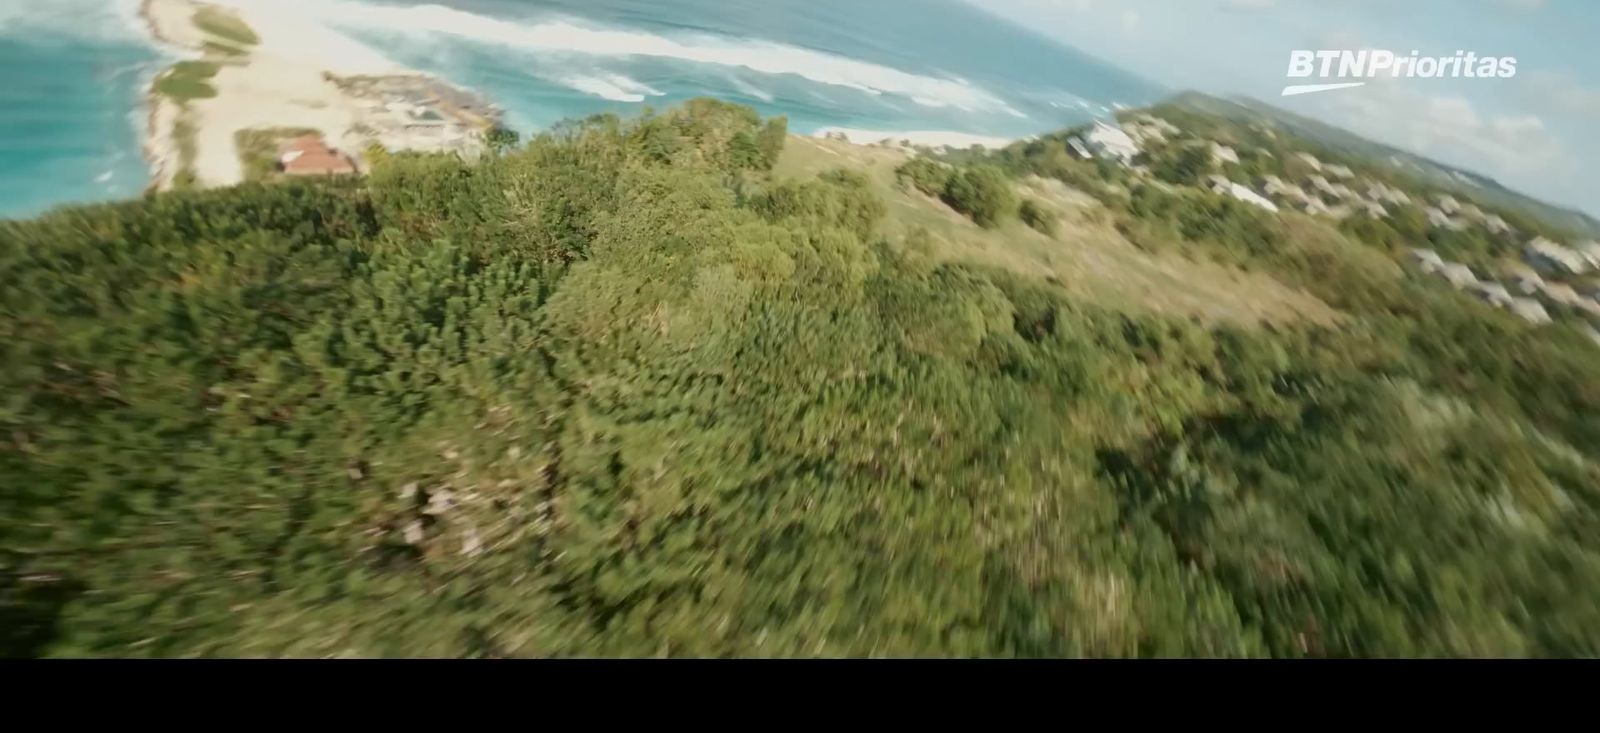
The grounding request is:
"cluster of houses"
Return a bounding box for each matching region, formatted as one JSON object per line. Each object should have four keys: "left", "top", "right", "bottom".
{"left": 1068, "top": 118, "right": 1524, "bottom": 241}
{"left": 1252, "top": 153, "right": 1420, "bottom": 220}
{"left": 1423, "top": 193, "right": 1513, "bottom": 234}
{"left": 334, "top": 74, "right": 503, "bottom": 157}
{"left": 1069, "top": 119, "right": 1414, "bottom": 219}
{"left": 1409, "top": 240, "right": 1600, "bottom": 328}
{"left": 1061, "top": 113, "right": 1600, "bottom": 339}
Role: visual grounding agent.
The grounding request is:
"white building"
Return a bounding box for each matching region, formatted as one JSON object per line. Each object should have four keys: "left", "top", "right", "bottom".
{"left": 1295, "top": 152, "right": 1323, "bottom": 171}
{"left": 1437, "top": 262, "right": 1478, "bottom": 288}
{"left": 1324, "top": 164, "right": 1355, "bottom": 179}
{"left": 1537, "top": 282, "right": 1587, "bottom": 308}
{"left": 1206, "top": 175, "right": 1278, "bottom": 213}
{"left": 1410, "top": 248, "right": 1446, "bottom": 273}
{"left": 1510, "top": 298, "right": 1552, "bottom": 324}
{"left": 1084, "top": 121, "right": 1139, "bottom": 164}
{"left": 1525, "top": 237, "right": 1590, "bottom": 276}
{"left": 1503, "top": 263, "right": 1544, "bottom": 294}
{"left": 1469, "top": 282, "right": 1515, "bottom": 308}
{"left": 1426, "top": 207, "right": 1469, "bottom": 231}
{"left": 1579, "top": 241, "right": 1600, "bottom": 269}
{"left": 1211, "top": 143, "right": 1240, "bottom": 165}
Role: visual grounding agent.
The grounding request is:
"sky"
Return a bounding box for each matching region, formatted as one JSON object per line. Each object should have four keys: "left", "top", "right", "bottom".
{"left": 970, "top": 0, "right": 1600, "bottom": 217}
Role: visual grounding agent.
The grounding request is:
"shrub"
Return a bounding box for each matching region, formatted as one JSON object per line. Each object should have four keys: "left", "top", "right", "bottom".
{"left": 757, "top": 116, "right": 789, "bottom": 169}
{"left": 193, "top": 7, "right": 259, "bottom": 46}
{"left": 154, "top": 61, "right": 220, "bottom": 102}
{"left": 1150, "top": 143, "right": 1214, "bottom": 187}
{"left": 895, "top": 157, "right": 954, "bottom": 197}
{"left": 943, "top": 165, "right": 1019, "bottom": 228}
{"left": 1020, "top": 198, "right": 1058, "bottom": 236}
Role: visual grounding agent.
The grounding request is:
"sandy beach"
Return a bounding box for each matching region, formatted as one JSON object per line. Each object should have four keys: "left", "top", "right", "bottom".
{"left": 139, "top": 0, "right": 490, "bottom": 191}
{"left": 812, "top": 126, "right": 1018, "bottom": 151}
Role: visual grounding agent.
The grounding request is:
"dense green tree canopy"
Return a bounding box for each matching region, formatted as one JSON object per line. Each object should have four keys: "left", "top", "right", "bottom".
{"left": 2, "top": 99, "right": 1598, "bottom": 658}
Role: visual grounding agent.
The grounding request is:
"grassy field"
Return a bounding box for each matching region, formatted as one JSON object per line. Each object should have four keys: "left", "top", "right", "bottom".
{"left": 235, "top": 128, "right": 321, "bottom": 182}
{"left": 153, "top": 60, "right": 219, "bottom": 101}
{"left": 774, "top": 135, "right": 1339, "bottom": 327}
{"left": 193, "top": 6, "right": 258, "bottom": 46}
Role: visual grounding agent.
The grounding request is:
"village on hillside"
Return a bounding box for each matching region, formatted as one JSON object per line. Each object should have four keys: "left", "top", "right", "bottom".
{"left": 1056, "top": 112, "right": 1600, "bottom": 342}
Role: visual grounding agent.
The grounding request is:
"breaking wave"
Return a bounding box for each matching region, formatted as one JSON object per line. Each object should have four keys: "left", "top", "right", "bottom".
{"left": 213, "top": 0, "right": 1019, "bottom": 114}
{"left": 556, "top": 73, "right": 664, "bottom": 103}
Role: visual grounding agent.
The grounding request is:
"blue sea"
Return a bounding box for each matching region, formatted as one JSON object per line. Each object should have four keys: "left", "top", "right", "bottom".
{"left": 0, "top": 0, "right": 1165, "bottom": 219}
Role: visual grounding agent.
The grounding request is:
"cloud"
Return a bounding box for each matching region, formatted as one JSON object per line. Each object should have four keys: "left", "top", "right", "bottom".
{"left": 1223, "top": 0, "right": 1277, "bottom": 10}
{"left": 1313, "top": 29, "right": 1365, "bottom": 50}
{"left": 1520, "top": 71, "right": 1600, "bottom": 119}
{"left": 1121, "top": 9, "right": 1141, "bottom": 30}
{"left": 1301, "top": 79, "right": 1567, "bottom": 186}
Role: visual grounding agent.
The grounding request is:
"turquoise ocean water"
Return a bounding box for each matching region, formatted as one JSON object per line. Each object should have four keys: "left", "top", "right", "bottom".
{"left": 0, "top": 0, "right": 1164, "bottom": 219}
{"left": 0, "top": 0, "right": 164, "bottom": 218}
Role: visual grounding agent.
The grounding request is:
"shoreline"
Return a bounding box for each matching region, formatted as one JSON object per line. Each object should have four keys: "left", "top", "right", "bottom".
{"left": 138, "top": 0, "right": 183, "bottom": 193}
{"left": 812, "top": 126, "right": 1019, "bottom": 151}
{"left": 136, "top": 0, "right": 500, "bottom": 192}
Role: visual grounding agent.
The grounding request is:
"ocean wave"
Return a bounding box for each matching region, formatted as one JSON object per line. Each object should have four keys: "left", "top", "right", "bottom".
{"left": 230, "top": 0, "right": 1020, "bottom": 116}
{"left": 728, "top": 75, "right": 776, "bottom": 103}
{"left": 557, "top": 73, "right": 664, "bottom": 103}
{"left": 0, "top": 0, "right": 148, "bottom": 45}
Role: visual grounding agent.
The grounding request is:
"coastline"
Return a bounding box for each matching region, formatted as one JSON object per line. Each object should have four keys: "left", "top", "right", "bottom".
{"left": 812, "top": 126, "right": 1019, "bottom": 151}
{"left": 136, "top": 0, "right": 499, "bottom": 192}
{"left": 137, "top": 0, "right": 182, "bottom": 193}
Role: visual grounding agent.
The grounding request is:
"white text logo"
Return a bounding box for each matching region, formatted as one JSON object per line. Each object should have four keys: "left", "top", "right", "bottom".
{"left": 1282, "top": 50, "right": 1517, "bottom": 96}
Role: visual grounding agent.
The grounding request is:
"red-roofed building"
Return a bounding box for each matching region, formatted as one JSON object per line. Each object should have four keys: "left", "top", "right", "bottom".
{"left": 277, "top": 134, "right": 356, "bottom": 176}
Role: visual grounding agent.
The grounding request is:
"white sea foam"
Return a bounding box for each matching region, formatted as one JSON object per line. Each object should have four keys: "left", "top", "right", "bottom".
{"left": 0, "top": 0, "right": 146, "bottom": 44}
{"left": 728, "top": 75, "right": 776, "bottom": 103}
{"left": 95, "top": 170, "right": 114, "bottom": 184}
{"left": 204, "top": 0, "right": 407, "bottom": 74}
{"left": 211, "top": 0, "right": 1020, "bottom": 115}
{"left": 558, "top": 73, "right": 664, "bottom": 103}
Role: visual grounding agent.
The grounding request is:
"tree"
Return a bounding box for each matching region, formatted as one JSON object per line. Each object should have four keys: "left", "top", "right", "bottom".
{"left": 1151, "top": 143, "right": 1213, "bottom": 186}
{"left": 486, "top": 125, "right": 521, "bottom": 154}
{"left": 6, "top": 98, "right": 1600, "bottom": 659}
{"left": 757, "top": 116, "right": 789, "bottom": 169}
{"left": 942, "top": 164, "right": 1019, "bottom": 228}
{"left": 1019, "top": 198, "right": 1058, "bottom": 236}
{"left": 895, "top": 157, "right": 954, "bottom": 197}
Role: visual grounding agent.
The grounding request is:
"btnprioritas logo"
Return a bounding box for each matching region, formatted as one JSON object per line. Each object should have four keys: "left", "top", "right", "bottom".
{"left": 1282, "top": 50, "right": 1518, "bottom": 96}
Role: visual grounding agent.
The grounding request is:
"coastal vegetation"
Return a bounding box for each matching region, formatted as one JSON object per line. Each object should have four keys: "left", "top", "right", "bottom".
{"left": 171, "top": 114, "right": 200, "bottom": 190}
{"left": 3, "top": 98, "right": 1598, "bottom": 657}
{"left": 193, "top": 6, "right": 258, "bottom": 47}
{"left": 202, "top": 40, "right": 248, "bottom": 61}
{"left": 153, "top": 60, "right": 219, "bottom": 102}
{"left": 1019, "top": 198, "right": 1058, "bottom": 236}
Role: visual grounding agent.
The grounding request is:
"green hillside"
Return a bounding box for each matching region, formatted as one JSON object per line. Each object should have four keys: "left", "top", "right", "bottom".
{"left": 3, "top": 99, "right": 1599, "bottom": 658}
